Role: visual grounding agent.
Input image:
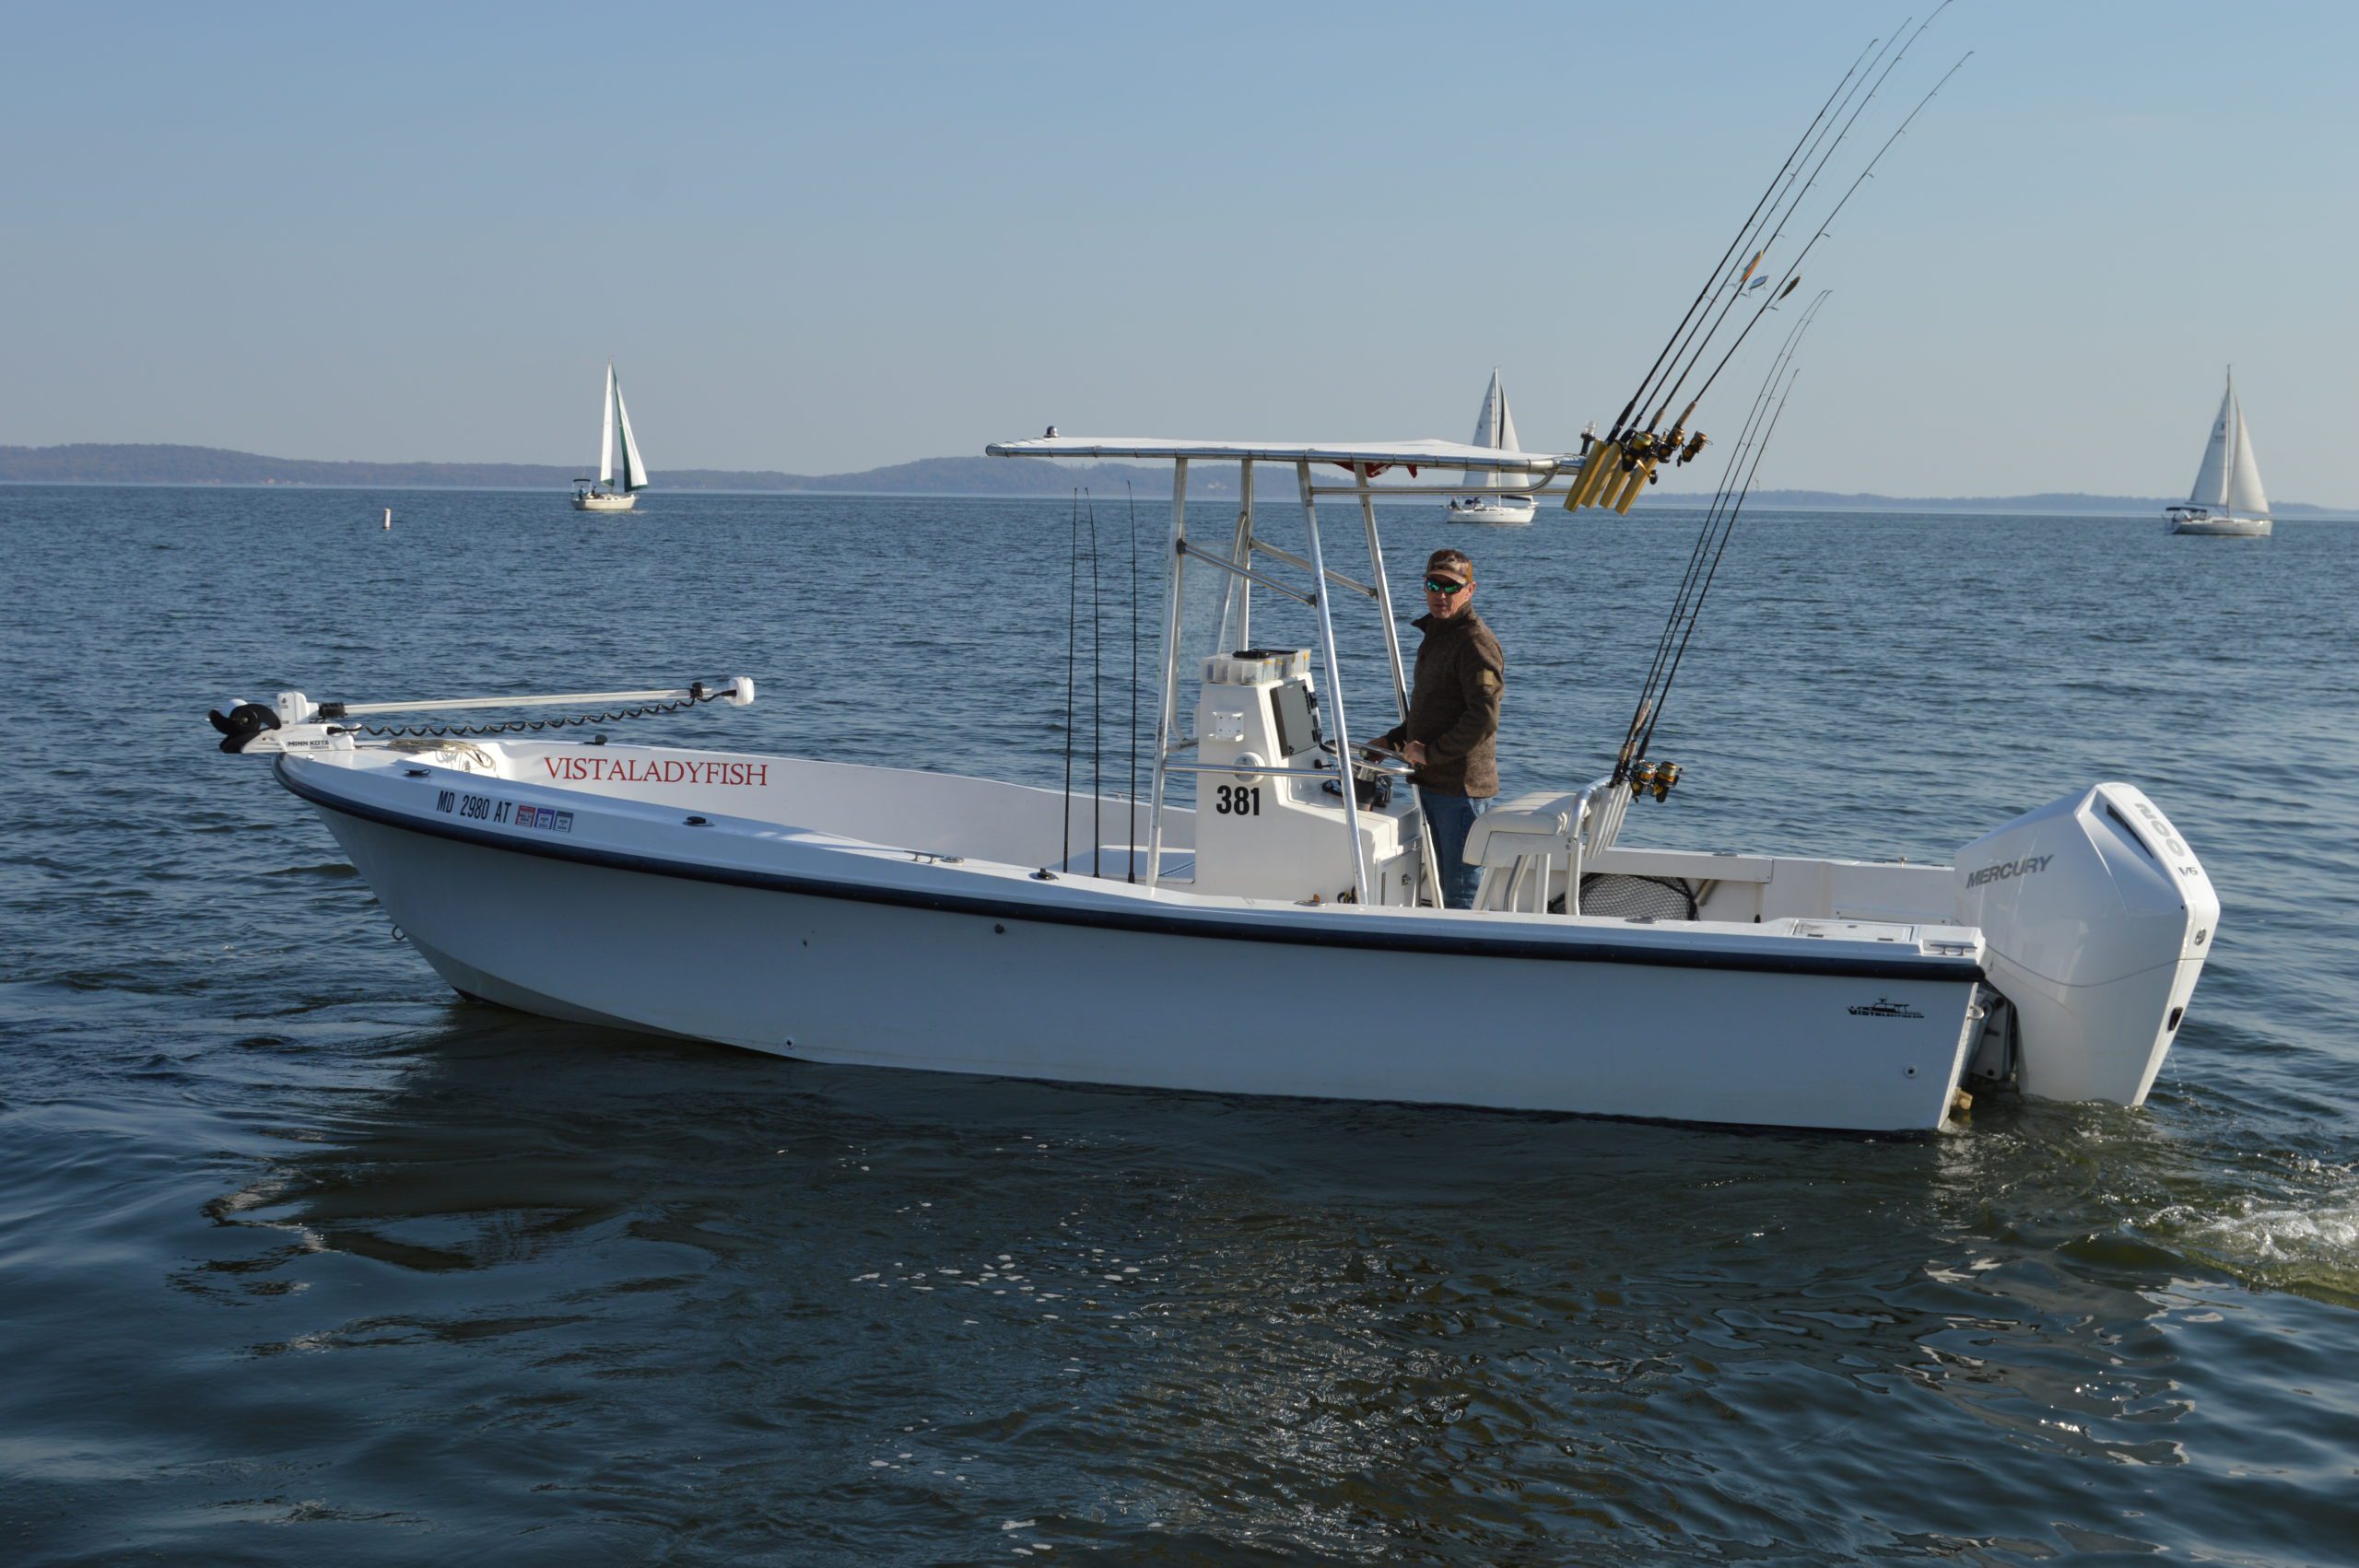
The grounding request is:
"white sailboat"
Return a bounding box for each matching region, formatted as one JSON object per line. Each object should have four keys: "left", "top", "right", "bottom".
{"left": 2165, "top": 371, "right": 2270, "bottom": 537}
{"left": 1447, "top": 369, "right": 1538, "bottom": 524}
{"left": 572, "top": 361, "right": 649, "bottom": 512}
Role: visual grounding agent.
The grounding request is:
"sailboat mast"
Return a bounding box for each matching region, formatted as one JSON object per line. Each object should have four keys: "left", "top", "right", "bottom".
{"left": 2223, "top": 369, "right": 2237, "bottom": 521}
{"left": 599, "top": 364, "right": 617, "bottom": 488}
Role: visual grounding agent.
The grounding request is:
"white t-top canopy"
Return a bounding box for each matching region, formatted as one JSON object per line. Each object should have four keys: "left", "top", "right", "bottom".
{"left": 987, "top": 435, "right": 1564, "bottom": 475}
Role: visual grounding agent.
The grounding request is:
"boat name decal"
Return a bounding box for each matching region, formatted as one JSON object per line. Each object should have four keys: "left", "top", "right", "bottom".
{"left": 435, "top": 790, "right": 572, "bottom": 833}
{"left": 1847, "top": 998, "right": 1925, "bottom": 1019}
{"left": 1965, "top": 853, "right": 2052, "bottom": 888}
{"left": 542, "top": 755, "right": 769, "bottom": 787}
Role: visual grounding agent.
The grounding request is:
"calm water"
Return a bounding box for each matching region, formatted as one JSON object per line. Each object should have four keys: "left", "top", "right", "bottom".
{"left": 2, "top": 486, "right": 2354, "bottom": 1565}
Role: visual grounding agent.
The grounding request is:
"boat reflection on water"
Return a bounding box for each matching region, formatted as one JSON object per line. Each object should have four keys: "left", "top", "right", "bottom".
{"left": 166, "top": 1000, "right": 2353, "bottom": 1555}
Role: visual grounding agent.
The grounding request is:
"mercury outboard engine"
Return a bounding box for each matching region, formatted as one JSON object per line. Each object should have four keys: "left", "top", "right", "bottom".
{"left": 1954, "top": 783, "right": 2219, "bottom": 1106}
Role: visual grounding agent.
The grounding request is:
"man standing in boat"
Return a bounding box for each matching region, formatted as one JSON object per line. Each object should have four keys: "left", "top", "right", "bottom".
{"left": 1369, "top": 547, "right": 1505, "bottom": 909}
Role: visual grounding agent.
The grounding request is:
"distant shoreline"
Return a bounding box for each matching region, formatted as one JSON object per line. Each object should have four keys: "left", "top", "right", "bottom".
{"left": 0, "top": 442, "right": 2343, "bottom": 516}
{"left": 6, "top": 479, "right": 2349, "bottom": 521}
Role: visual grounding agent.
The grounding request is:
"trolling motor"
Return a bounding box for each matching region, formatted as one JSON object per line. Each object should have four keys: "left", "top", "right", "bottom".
{"left": 207, "top": 678, "right": 757, "bottom": 755}
{"left": 207, "top": 702, "right": 282, "bottom": 754}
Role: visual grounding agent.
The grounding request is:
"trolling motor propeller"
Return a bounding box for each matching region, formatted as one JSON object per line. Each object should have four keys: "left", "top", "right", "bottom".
{"left": 208, "top": 701, "right": 281, "bottom": 754}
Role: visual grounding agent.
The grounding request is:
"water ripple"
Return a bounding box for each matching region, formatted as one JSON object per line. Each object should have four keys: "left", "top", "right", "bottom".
{"left": 1, "top": 491, "right": 2354, "bottom": 1564}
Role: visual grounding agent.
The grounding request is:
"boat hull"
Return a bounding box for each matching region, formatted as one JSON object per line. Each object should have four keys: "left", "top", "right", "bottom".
{"left": 1447, "top": 497, "right": 1537, "bottom": 525}
{"left": 573, "top": 491, "right": 639, "bottom": 512}
{"left": 2165, "top": 511, "right": 2268, "bottom": 536}
{"left": 298, "top": 781, "right": 1979, "bottom": 1132}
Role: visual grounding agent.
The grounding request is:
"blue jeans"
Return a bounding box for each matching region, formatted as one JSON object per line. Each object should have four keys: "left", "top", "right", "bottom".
{"left": 1423, "top": 790, "right": 1493, "bottom": 910}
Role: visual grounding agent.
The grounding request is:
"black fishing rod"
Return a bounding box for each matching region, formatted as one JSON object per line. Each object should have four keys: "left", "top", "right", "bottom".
{"left": 1606, "top": 34, "right": 1878, "bottom": 445}
{"left": 1613, "top": 293, "right": 1826, "bottom": 778}
{"left": 1612, "top": 369, "right": 1778, "bottom": 776}
{"left": 1643, "top": 5, "right": 1950, "bottom": 446}
{"left": 1126, "top": 481, "right": 1139, "bottom": 883}
{"left": 1635, "top": 371, "right": 1802, "bottom": 766}
{"left": 1619, "top": 26, "right": 1894, "bottom": 444}
{"left": 1578, "top": 6, "right": 1948, "bottom": 524}
{"left": 1059, "top": 489, "right": 1078, "bottom": 877}
{"left": 1647, "top": 293, "right": 1826, "bottom": 685}
{"left": 1616, "top": 292, "right": 1830, "bottom": 773}
{"left": 1086, "top": 491, "right": 1102, "bottom": 880}
{"left": 1677, "top": 52, "right": 1969, "bottom": 430}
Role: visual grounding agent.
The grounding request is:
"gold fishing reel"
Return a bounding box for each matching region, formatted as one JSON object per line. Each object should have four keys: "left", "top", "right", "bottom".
{"left": 1568, "top": 425, "right": 1705, "bottom": 515}
{"left": 1628, "top": 760, "right": 1683, "bottom": 802}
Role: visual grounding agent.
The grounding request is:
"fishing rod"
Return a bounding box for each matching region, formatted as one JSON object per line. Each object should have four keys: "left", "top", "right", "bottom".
{"left": 1606, "top": 34, "right": 1878, "bottom": 447}
{"left": 1642, "top": 4, "right": 1949, "bottom": 443}
{"left": 1126, "top": 481, "right": 1139, "bottom": 883}
{"left": 1613, "top": 293, "right": 1828, "bottom": 779}
{"left": 1634, "top": 370, "right": 1802, "bottom": 767}
{"left": 1614, "top": 358, "right": 1808, "bottom": 778}
{"left": 1616, "top": 291, "right": 1829, "bottom": 767}
{"left": 1611, "top": 367, "right": 1786, "bottom": 779}
{"left": 1059, "top": 489, "right": 1078, "bottom": 877}
{"left": 1086, "top": 490, "right": 1102, "bottom": 881}
{"left": 1617, "top": 23, "right": 1901, "bottom": 444}
{"left": 1585, "top": 26, "right": 1890, "bottom": 529}
{"left": 1575, "top": 13, "right": 1963, "bottom": 517}
{"left": 1676, "top": 53, "right": 1970, "bottom": 431}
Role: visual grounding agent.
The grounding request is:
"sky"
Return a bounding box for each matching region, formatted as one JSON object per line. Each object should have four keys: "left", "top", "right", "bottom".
{"left": 6, "top": 0, "right": 2356, "bottom": 503}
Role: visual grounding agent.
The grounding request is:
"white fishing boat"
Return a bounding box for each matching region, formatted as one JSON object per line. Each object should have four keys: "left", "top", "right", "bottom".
{"left": 2165, "top": 371, "right": 2270, "bottom": 537}
{"left": 210, "top": 434, "right": 2218, "bottom": 1134}
{"left": 208, "top": 41, "right": 2201, "bottom": 1134}
{"left": 1447, "top": 370, "right": 1537, "bottom": 524}
{"left": 572, "top": 361, "right": 649, "bottom": 512}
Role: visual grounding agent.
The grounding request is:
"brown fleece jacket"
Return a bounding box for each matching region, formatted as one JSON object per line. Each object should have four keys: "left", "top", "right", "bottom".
{"left": 1373, "top": 609, "right": 1504, "bottom": 798}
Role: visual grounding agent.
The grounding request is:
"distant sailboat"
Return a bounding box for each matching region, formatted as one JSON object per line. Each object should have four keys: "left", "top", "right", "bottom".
{"left": 1446, "top": 369, "right": 1537, "bottom": 525}
{"left": 573, "top": 361, "right": 649, "bottom": 512}
{"left": 2165, "top": 371, "right": 2270, "bottom": 537}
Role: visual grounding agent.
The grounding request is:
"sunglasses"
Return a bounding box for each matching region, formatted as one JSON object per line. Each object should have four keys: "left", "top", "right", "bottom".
{"left": 1423, "top": 577, "right": 1468, "bottom": 594}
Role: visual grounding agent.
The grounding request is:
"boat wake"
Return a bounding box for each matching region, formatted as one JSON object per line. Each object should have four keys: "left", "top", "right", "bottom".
{"left": 2157, "top": 1165, "right": 2359, "bottom": 1307}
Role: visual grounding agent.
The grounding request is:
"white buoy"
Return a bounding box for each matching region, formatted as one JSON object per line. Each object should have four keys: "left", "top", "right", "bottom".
{"left": 382, "top": 508, "right": 393, "bottom": 530}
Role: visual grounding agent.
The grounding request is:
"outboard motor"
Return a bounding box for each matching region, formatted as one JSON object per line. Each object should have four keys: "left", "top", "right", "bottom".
{"left": 1954, "top": 783, "right": 2218, "bottom": 1106}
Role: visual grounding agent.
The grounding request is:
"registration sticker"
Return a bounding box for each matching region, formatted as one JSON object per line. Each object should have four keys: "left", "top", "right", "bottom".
{"left": 435, "top": 790, "right": 571, "bottom": 833}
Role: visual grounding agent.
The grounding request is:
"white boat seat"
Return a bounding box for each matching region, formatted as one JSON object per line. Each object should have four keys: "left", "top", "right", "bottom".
{"left": 1463, "top": 790, "right": 1578, "bottom": 865}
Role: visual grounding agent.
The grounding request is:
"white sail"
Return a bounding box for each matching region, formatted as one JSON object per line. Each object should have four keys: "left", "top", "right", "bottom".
{"left": 2226, "top": 398, "right": 2268, "bottom": 517}
{"left": 615, "top": 370, "right": 649, "bottom": 492}
{"left": 2184, "top": 374, "right": 2270, "bottom": 518}
{"left": 2185, "top": 382, "right": 2231, "bottom": 507}
{"left": 598, "top": 364, "right": 618, "bottom": 487}
{"left": 1462, "top": 369, "right": 1512, "bottom": 490}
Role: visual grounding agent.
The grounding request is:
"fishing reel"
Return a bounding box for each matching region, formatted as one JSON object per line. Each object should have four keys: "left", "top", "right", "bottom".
{"left": 1654, "top": 421, "right": 1711, "bottom": 467}
{"left": 1567, "top": 427, "right": 1679, "bottom": 514}
{"left": 1627, "top": 760, "right": 1683, "bottom": 802}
